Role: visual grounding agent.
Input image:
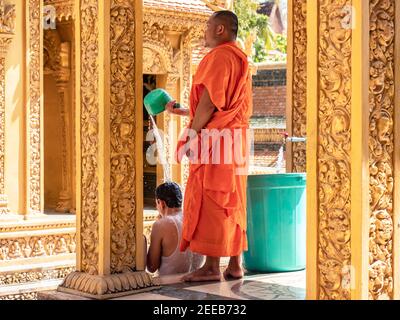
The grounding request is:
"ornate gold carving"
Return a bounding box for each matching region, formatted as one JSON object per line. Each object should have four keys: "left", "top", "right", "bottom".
{"left": 0, "top": 266, "right": 75, "bottom": 286}
{"left": 0, "top": 1, "right": 15, "bottom": 216}
{"left": 27, "top": 0, "right": 43, "bottom": 215}
{"left": 44, "top": 0, "right": 75, "bottom": 21}
{"left": 0, "top": 57, "right": 8, "bottom": 215}
{"left": 110, "top": 0, "right": 137, "bottom": 273}
{"left": 318, "top": 0, "right": 352, "bottom": 300}
{"left": 0, "top": 292, "right": 37, "bottom": 300}
{"left": 163, "top": 73, "right": 180, "bottom": 179}
{"left": 58, "top": 271, "right": 160, "bottom": 299}
{"left": 0, "top": 0, "right": 15, "bottom": 34}
{"left": 143, "top": 9, "right": 208, "bottom": 35}
{"left": 143, "top": 211, "right": 158, "bottom": 244}
{"left": 71, "top": 27, "right": 77, "bottom": 214}
{"left": 79, "top": 0, "right": 99, "bottom": 275}
{"left": 180, "top": 33, "right": 192, "bottom": 189}
{"left": 143, "top": 48, "right": 165, "bottom": 74}
{"left": 368, "top": 0, "right": 395, "bottom": 300}
{"left": 55, "top": 43, "right": 72, "bottom": 213}
{"left": 0, "top": 36, "right": 12, "bottom": 57}
{"left": 291, "top": 0, "right": 306, "bottom": 173}
{"left": 143, "top": 21, "right": 173, "bottom": 74}
{"left": 44, "top": 31, "right": 73, "bottom": 213}
{"left": 43, "top": 30, "right": 61, "bottom": 73}
{"left": 55, "top": 90, "right": 72, "bottom": 213}
{"left": 0, "top": 220, "right": 75, "bottom": 233}
{"left": 142, "top": 22, "right": 182, "bottom": 77}
{"left": 0, "top": 233, "right": 76, "bottom": 261}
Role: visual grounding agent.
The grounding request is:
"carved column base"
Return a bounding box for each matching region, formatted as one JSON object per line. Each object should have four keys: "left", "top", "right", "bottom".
{"left": 57, "top": 271, "right": 160, "bottom": 300}
{"left": 55, "top": 191, "right": 72, "bottom": 213}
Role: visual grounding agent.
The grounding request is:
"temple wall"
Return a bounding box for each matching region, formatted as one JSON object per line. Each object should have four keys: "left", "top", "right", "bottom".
{"left": 4, "top": 0, "right": 26, "bottom": 214}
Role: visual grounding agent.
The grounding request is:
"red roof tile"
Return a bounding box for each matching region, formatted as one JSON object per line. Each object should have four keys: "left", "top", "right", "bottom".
{"left": 253, "top": 151, "right": 282, "bottom": 165}
{"left": 144, "top": 0, "right": 213, "bottom": 15}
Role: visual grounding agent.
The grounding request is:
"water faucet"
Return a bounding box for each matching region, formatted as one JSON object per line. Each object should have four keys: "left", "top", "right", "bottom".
{"left": 282, "top": 132, "right": 306, "bottom": 143}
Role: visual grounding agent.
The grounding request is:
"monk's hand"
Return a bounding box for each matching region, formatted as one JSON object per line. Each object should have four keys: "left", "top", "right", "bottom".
{"left": 165, "top": 100, "right": 179, "bottom": 115}
{"left": 176, "top": 128, "right": 200, "bottom": 164}
{"left": 176, "top": 136, "right": 188, "bottom": 164}
{"left": 176, "top": 137, "right": 200, "bottom": 164}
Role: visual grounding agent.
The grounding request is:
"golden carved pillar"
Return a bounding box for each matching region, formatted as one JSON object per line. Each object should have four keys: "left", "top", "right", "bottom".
{"left": 55, "top": 42, "right": 73, "bottom": 213}
{"left": 26, "top": 0, "right": 44, "bottom": 216}
{"left": 286, "top": 0, "right": 307, "bottom": 173}
{"left": 368, "top": 0, "right": 399, "bottom": 300}
{"left": 179, "top": 32, "right": 192, "bottom": 190}
{"left": 58, "top": 0, "right": 158, "bottom": 299}
{"left": 306, "top": 0, "right": 400, "bottom": 300}
{"left": 0, "top": 1, "right": 15, "bottom": 217}
{"left": 165, "top": 74, "right": 180, "bottom": 183}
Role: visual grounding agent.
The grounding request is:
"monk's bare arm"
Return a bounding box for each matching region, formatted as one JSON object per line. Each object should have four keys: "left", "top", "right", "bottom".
{"left": 146, "top": 221, "right": 163, "bottom": 273}
{"left": 190, "top": 87, "right": 216, "bottom": 133}
{"left": 165, "top": 101, "right": 190, "bottom": 117}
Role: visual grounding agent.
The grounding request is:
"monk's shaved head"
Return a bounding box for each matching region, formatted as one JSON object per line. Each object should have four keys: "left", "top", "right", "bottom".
{"left": 212, "top": 10, "right": 238, "bottom": 39}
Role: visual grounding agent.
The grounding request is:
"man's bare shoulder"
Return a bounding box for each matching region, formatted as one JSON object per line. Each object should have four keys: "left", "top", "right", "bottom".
{"left": 151, "top": 217, "right": 176, "bottom": 234}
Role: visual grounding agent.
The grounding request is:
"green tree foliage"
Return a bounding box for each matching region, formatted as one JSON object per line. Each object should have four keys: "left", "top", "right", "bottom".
{"left": 234, "top": 0, "right": 287, "bottom": 63}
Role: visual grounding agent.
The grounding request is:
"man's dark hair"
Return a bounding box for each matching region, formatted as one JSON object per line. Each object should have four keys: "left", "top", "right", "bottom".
{"left": 213, "top": 10, "right": 238, "bottom": 39}
{"left": 155, "top": 182, "right": 183, "bottom": 208}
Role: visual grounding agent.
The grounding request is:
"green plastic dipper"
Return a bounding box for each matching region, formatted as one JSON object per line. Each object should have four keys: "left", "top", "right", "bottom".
{"left": 144, "top": 88, "right": 180, "bottom": 116}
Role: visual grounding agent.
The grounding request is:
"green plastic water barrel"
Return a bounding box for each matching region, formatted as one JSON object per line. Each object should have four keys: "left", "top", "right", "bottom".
{"left": 243, "top": 173, "right": 306, "bottom": 272}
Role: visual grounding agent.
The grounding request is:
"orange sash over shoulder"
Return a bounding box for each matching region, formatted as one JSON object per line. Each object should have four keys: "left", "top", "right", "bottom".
{"left": 179, "top": 41, "right": 253, "bottom": 257}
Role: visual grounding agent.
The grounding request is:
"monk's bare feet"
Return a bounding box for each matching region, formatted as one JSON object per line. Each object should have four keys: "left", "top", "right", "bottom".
{"left": 223, "top": 255, "right": 244, "bottom": 280}
{"left": 223, "top": 266, "right": 244, "bottom": 280}
{"left": 182, "top": 266, "right": 221, "bottom": 282}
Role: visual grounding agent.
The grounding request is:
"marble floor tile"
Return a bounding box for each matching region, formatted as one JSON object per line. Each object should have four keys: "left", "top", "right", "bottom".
{"left": 115, "top": 270, "right": 307, "bottom": 300}
{"left": 112, "top": 292, "right": 180, "bottom": 300}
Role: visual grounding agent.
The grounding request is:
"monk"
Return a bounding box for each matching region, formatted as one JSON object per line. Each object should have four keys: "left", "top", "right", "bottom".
{"left": 166, "top": 10, "right": 253, "bottom": 282}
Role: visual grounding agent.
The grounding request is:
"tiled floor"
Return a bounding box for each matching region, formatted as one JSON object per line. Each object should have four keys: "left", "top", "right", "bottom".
{"left": 112, "top": 270, "right": 306, "bottom": 300}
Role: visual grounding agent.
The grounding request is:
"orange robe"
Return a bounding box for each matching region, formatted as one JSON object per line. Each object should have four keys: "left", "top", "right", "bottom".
{"left": 179, "top": 42, "right": 253, "bottom": 257}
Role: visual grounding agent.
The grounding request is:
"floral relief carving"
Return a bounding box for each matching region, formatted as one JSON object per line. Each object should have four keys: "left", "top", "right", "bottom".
{"left": 0, "top": 292, "right": 37, "bottom": 300}
{"left": 43, "top": 30, "right": 61, "bottom": 73}
{"left": 180, "top": 32, "right": 192, "bottom": 189}
{"left": 291, "top": 0, "right": 306, "bottom": 172}
{"left": 28, "top": 0, "right": 42, "bottom": 214}
{"left": 0, "top": 266, "right": 75, "bottom": 286}
{"left": 44, "top": 0, "right": 74, "bottom": 21}
{"left": 368, "top": 0, "right": 395, "bottom": 300}
{"left": 0, "top": 59, "right": 7, "bottom": 214}
{"left": 110, "top": 0, "right": 136, "bottom": 273}
{"left": 0, "top": 234, "right": 76, "bottom": 261}
{"left": 143, "top": 47, "right": 166, "bottom": 74}
{"left": 80, "top": 0, "right": 100, "bottom": 275}
{"left": 318, "top": 0, "right": 352, "bottom": 300}
{"left": 0, "top": 0, "right": 15, "bottom": 34}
